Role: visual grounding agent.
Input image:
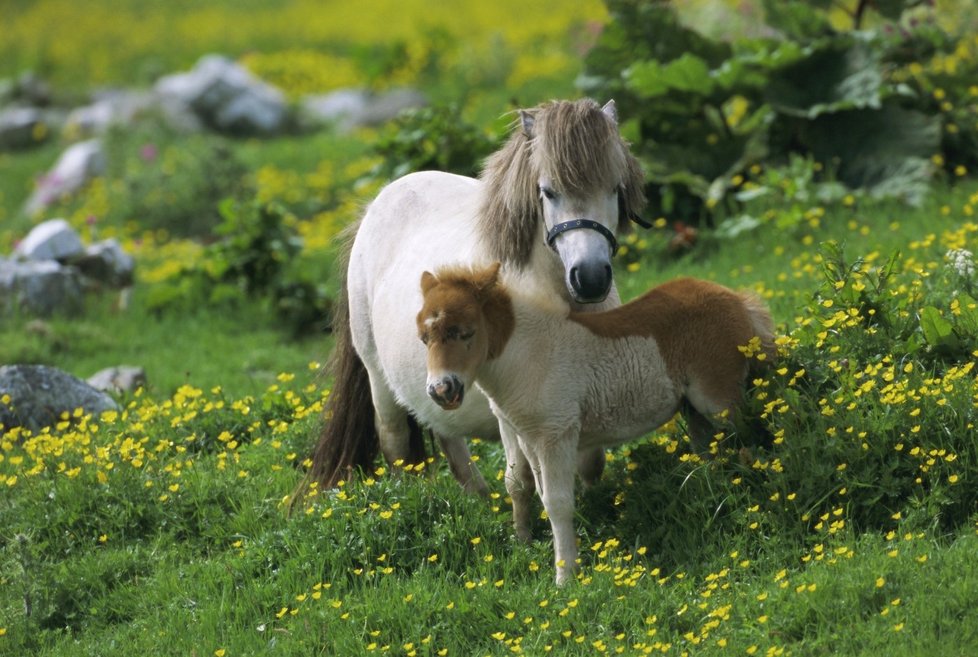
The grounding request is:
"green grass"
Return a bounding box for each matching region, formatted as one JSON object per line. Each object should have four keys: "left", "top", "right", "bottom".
{"left": 0, "top": 293, "right": 327, "bottom": 399}
{"left": 3, "top": 179, "right": 978, "bottom": 654}
{"left": 3, "top": 1, "right": 978, "bottom": 651}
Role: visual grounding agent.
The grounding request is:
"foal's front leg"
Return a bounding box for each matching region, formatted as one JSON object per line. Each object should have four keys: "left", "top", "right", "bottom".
{"left": 523, "top": 429, "right": 580, "bottom": 585}
{"left": 498, "top": 419, "right": 534, "bottom": 542}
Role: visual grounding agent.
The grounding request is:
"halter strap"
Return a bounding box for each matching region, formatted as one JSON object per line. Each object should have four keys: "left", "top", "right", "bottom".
{"left": 546, "top": 219, "right": 619, "bottom": 255}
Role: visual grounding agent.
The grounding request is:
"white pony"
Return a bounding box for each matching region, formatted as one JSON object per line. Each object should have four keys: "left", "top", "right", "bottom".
{"left": 417, "top": 263, "right": 776, "bottom": 584}
{"left": 306, "top": 99, "right": 647, "bottom": 494}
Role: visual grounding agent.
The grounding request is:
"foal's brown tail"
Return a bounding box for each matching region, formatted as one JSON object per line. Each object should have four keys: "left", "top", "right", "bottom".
{"left": 293, "top": 226, "right": 426, "bottom": 504}
{"left": 740, "top": 290, "right": 778, "bottom": 369}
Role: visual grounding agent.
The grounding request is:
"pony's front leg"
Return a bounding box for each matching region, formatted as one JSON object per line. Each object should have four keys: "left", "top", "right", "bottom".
{"left": 499, "top": 419, "right": 534, "bottom": 542}
{"left": 524, "top": 429, "right": 580, "bottom": 585}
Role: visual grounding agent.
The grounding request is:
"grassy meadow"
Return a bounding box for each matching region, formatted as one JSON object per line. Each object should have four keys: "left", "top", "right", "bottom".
{"left": 3, "top": 1, "right": 978, "bottom": 656}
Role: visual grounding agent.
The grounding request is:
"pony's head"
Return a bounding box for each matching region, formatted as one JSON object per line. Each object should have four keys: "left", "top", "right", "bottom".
{"left": 417, "top": 263, "right": 514, "bottom": 411}
{"left": 479, "top": 98, "right": 646, "bottom": 304}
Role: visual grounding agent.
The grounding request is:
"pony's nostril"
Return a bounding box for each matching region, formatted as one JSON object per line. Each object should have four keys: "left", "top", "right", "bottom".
{"left": 570, "top": 266, "right": 582, "bottom": 290}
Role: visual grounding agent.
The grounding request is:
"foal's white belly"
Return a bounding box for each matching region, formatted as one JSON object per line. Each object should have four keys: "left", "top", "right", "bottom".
{"left": 492, "top": 332, "right": 682, "bottom": 453}
{"left": 581, "top": 337, "right": 681, "bottom": 450}
{"left": 347, "top": 171, "right": 500, "bottom": 438}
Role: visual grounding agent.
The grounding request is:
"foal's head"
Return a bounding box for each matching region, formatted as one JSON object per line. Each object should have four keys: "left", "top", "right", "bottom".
{"left": 417, "top": 263, "right": 514, "bottom": 410}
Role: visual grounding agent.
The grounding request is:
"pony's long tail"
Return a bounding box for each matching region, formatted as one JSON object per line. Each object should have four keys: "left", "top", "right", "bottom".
{"left": 307, "top": 288, "right": 380, "bottom": 489}
{"left": 293, "top": 225, "right": 426, "bottom": 503}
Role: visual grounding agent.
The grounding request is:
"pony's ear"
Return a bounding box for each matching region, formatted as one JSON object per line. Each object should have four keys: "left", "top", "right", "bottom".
{"left": 601, "top": 99, "right": 618, "bottom": 126}
{"left": 519, "top": 110, "right": 536, "bottom": 138}
{"left": 618, "top": 151, "right": 648, "bottom": 230}
{"left": 420, "top": 271, "right": 438, "bottom": 295}
{"left": 473, "top": 262, "right": 502, "bottom": 295}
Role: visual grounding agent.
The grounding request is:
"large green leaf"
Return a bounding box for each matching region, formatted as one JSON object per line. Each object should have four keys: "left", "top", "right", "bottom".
{"left": 919, "top": 306, "right": 956, "bottom": 350}
{"left": 800, "top": 101, "right": 941, "bottom": 202}
{"left": 766, "top": 38, "right": 882, "bottom": 118}
{"left": 761, "top": 0, "right": 833, "bottom": 40}
{"left": 625, "top": 53, "right": 713, "bottom": 99}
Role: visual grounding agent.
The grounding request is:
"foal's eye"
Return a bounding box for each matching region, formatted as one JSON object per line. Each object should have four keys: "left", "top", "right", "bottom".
{"left": 459, "top": 330, "right": 475, "bottom": 341}
{"left": 420, "top": 332, "right": 430, "bottom": 345}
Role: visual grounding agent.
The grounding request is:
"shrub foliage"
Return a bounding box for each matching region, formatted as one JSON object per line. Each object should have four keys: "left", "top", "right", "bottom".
{"left": 580, "top": 0, "right": 978, "bottom": 221}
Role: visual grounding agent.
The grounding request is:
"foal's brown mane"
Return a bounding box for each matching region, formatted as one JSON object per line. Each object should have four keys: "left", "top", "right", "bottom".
{"left": 478, "top": 98, "right": 647, "bottom": 268}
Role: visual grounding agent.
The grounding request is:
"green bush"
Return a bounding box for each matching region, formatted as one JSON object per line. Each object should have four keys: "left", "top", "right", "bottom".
{"left": 583, "top": 239, "right": 978, "bottom": 568}
{"left": 101, "top": 122, "right": 251, "bottom": 237}
{"left": 367, "top": 104, "right": 500, "bottom": 181}
{"left": 580, "top": 0, "right": 977, "bottom": 222}
{"left": 145, "top": 200, "right": 332, "bottom": 336}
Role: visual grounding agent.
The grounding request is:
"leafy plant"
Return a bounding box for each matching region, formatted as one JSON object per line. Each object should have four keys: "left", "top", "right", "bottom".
{"left": 579, "top": 0, "right": 973, "bottom": 222}
{"left": 367, "top": 104, "right": 500, "bottom": 181}
{"left": 145, "top": 201, "right": 332, "bottom": 336}
{"left": 101, "top": 121, "right": 251, "bottom": 237}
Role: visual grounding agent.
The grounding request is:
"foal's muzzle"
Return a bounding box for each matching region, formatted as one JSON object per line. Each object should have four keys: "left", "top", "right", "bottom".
{"left": 427, "top": 375, "right": 465, "bottom": 410}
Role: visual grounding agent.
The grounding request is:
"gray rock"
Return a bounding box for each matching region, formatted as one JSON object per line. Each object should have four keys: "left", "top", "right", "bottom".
{"left": 300, "top": 88, "right": 427, "bottom": 132}
{"left": 0, "top": 364, "right": 119, "bottom": 435}
{"left": 64, "top": 90, "right": 147, "bottom": 136}
{"left": 86, "top": 366, "right": 147, "bottom": 394}
{"left": 155, "top": 54, "right": 289, "bottom": 135}
{"left": 14, "top": 218, "right": 85, "bottom": 262}
{"left": 23, "top": 139, "right": 106, "bottom": 216}
{"left": 0, "top": 106, "right": 48, "bottom": 150}
{"left": 0, "top": 259, "right": 85, "bottom": 317}
{"left": 72, "top": 238, "right": 135, "bottom": 287}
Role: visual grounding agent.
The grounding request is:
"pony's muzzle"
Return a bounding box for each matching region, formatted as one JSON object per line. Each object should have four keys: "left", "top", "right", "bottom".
{"left": 570, "top": 261, "right": 613, "bottom": 303}
{"left": 427, "top": 375, "right": 465, "bottom": 410}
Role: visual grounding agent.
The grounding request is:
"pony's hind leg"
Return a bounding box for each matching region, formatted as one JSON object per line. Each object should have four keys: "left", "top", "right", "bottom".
{"left": 437, "top": 435, "right": 490, "bottom": 497}
{"left": 366, "top": 375, "right": 418, "bottom": 470}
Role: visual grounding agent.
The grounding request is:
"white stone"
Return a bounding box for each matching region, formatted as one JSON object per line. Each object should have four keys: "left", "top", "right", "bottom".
{"left": 301, "top": 88, "right": 427, "bottom": 132}
{"left": 14, "top": 218, "right": 84, "bottom": 262}
{"left": 155, "top": 54, "right": 288, "bottom": 135}
{"left": 87, "top": 366, "right": 147, "bottom": 394}
{"left": 0, "top": 259, "right": 85, "bottom": 317}
{"left": 23, "top": 139, "right": 106, "bottom": 216}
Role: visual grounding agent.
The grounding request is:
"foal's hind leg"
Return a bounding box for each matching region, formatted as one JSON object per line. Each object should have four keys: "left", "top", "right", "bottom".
{"left": 682, "top": 401, "right": 723, "bottom": 454}
{"left": 437, "top": 435, "right": 490, "bottom": 497}
{"left": 577, "top": 447, "right": 605, "bottom": 487}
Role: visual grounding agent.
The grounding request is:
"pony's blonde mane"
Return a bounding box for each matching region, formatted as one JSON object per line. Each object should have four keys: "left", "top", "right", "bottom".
{"left": 478, "top": 98, "right": 647, "bottom": 267}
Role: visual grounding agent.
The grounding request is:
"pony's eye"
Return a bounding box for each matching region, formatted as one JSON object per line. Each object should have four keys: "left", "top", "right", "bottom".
{"left": 540, "top": 186, "right": 556, "bottom": 201}
{"left": 420, "top": 333, "right": 430, "bottom": 345}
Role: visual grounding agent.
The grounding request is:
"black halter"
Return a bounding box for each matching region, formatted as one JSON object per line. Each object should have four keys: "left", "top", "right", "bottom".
{"left": 546, "top": 219, "right": 619, "bottom": 255}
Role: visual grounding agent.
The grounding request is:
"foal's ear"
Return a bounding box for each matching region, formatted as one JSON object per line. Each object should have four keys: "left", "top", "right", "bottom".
{"left": 420, "top": 271, "right": 438, "bottom": 295}
{"left": 473, "top": 262, "right": 502, "bottom": 295}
